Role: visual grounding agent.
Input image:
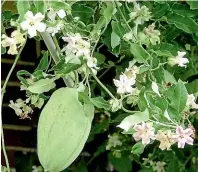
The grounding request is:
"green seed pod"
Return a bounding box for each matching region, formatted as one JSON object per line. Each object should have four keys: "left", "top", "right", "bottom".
{"left": 37, "top": 88, "right": 94, "bottom": 172}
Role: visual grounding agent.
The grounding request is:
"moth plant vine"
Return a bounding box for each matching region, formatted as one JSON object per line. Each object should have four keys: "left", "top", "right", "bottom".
{"left": 1, "top": 1, "right": 198, "bottom": 172}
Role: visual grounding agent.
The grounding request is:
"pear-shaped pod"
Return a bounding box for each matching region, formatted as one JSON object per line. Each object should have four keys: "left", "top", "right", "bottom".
{"left": 38, "top": 88, "right": 94, "bottom": 172}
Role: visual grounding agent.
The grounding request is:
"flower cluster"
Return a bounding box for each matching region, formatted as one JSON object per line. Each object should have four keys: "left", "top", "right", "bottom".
{"left": 186, "top": 94, "right": 198, "bottom": 109}
{"left": 62, "top": 33, "right": 99, "bottom": 74}
{"left": 143, "top": 157, "right": 166, "bottom": 172}
{"left": 47, "top": 8, "right": 66, "bottom": 21}
{"left": 113, "top": 66, "right": 139, "bottom": 94}
{"left": 129, "top": 3, "right": 151, "bottom": 25}
{"left": 2, "top": 30, "right": 25, "bottom": 55}
{"left": 106, "top": 134, "right": 122, "bottom": 150}
{"left": 138, "top": 23, "right": 161, "bottom": 45}
{"left": 168, "top": 51, "right": 189, "bottom": 67}
{"left": 9, "top": 99, "right": 33, "bottom": 119}
{"left": 119, "top": 120, "right": 195, "bottom": 149}
{"left": 46, "top": 8, "right": 66, "bottom": 36}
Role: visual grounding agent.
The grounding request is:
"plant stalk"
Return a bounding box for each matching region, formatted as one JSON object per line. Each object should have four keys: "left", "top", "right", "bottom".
{"left": 40, "top": 32, "right": 73, "bottom": 87}
{"left": 1, "top": 38, "right": 27, "bottom": 172}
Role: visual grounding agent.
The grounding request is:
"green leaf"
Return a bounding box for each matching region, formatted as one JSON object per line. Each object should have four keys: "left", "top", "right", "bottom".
{"left": 90, "top": 97, "right": 111, "bottom": 110}
{"left": 164, "top": 70, "right": 177, "bottom": 84}
{"left": 33, "top": 0, "right": 45, "bottom": 14}
{"left": 52, "top": 58, "right": 83, "bottom": 75}
{"left": 170, "top": 81, "right": 188, "bottom": 114}
{"left": 49, "top": 1, "right": 71, "bottom": 13}
{"left": 108, "top": 153, "right": 132, "bottom": 172}
{"left": 167, "top": 156, "right": 180, "bottom": 172}
{"left": 17, "top": 1, "right": 30, "bottom": 21}
{"left": 35, "top": 51, "right": 49, "bottom": 71}
{"left": 111, "top": 31, "right": 120, "bottom": 49}
{"left": 130, "top": 43, "right": 150, "bottom": 63}
{"left": 111, "top": 21, "right": 125, "bottom": 37}
{"left": 93, "top": 52, "right": 105, "bottom": 65}
{"left": 170, "top": 3, "right": 198, "bottom": 17}
{"left": 138, "top": 88, "right": 147, "bottom": 111}
{"left": 71, "top": 4, "right": 94, "bottom": 23}
{"left": 186, "top": 1, "right": 198, "bottom": 10}
{"left": 166, "top": 13, "right": 198, "bottom": 33}
{"left": 102, "top": 3, "right": 116, "bottom": 22}
{"left": 27, "top": 78, "right": 56, "bottom": 94}
{"left": 17, "top": 70, "right": 32, "bottom": 86}
{"left": 152, "top": 3, "right": 170, "bottom": 18}
{"left": 131, "top": 142, "right": 144, "bottom": 155}
{"left": 118, "top": 109, "right": 149, "bottom": 131}
{"left": 1, "top": 46, "right": 6, "bottom": 55}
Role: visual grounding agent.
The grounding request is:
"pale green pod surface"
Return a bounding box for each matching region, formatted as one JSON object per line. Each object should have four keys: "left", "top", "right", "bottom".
{"left": 37, "top": 88, "right": 94, "bottom": 172}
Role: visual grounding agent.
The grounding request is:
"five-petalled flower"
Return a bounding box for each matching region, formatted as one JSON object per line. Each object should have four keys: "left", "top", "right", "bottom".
{"left": 20, "top": 11, "right": 46, "bottom": 38}
{"left": 133, "top": 122, "right": 156, "bottom": 145}
{"left": 173, "top": 126, "right": 194, "bottom": 148}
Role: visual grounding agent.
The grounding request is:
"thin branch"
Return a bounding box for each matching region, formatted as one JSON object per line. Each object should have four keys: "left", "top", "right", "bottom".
{"left": 1, "top": 37, "right": 27, "bottom": 172}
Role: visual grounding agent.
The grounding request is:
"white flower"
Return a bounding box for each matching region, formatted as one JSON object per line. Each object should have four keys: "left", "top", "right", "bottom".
{"left": 186, "top": 94, "right": 198, "bottom": 109}
{"left": 168, "top": 51, "right": 189, "bottom": 67}
{"left": 123, "top": 31, "right": 133, "bottom": 41}
{"left": 153, "top": 161, "right": 166, "bottom": 172}
{"left": 113, "top": 74, "right": 136, "bottom": 94}
{"left": 124, "top": 65, "right": 139, "bottom": 79}
{"left": 106, "top": 134, "right": 122, "bottom": 150}
{"left": 156, "top": 130, "right": 175, "bottom": 150}
{"left": 151, "top": 81, "right": 161, "bottom": 97}
{"left": 62, "top": 33, "right": 90, "bottom": 58}
{"left": 133, "top": 122, "right": 155, "bottom": 145}
{"left": 46, "top": 23, "right": 63, "bottom": 36}
{"left": 109, "top": 99, "right": 122, "bottom": 112}
{"left": 129, "top": 3, "right": 151, "bottom": 25}
{"left": 20, "top": 11, "right": 46, "bottom": 38}
{"left": 9, "top": 99, "right": 33, "bottom": 119}
{"left": 48, "top": 8, "right": 66, "bottom": 21}
{"left": 57, "top": 9, "right": 66, "bottom": 18}
{"left": 2, "top": 30, "right": 25, "bottom": 55}
{"left": 173, "top": 126, "right": 194, "bottom": 148}
{"left": 2, "top": 35, "right": 18, "bottom": 55}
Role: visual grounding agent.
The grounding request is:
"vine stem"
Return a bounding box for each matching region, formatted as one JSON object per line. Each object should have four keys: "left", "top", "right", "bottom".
{"left": 89, "top": 69, "right": 116, "bottom": 100}
{"left": 114, "top": 1, "right": 136, "bottom": 42}
{"left": 1, "top": 38, "right": 27, "bottom": 172}
{"left": 149, "top": 120, "right": 177, "bottom": 128}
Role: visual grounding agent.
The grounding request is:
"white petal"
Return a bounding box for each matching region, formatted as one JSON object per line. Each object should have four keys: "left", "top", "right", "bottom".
{"left": 113, "top": 79, "right": 121, "bottom": 87}
{"left": 34, "top": 12, "right": 45, "bottom": 22}
{"left": 177, "top": 51, "right": 186, "bottom": 58}
{"left": 57, "top": 9, "right": 66, "bottom": 19}
{"left": 20, "top": 21, "right": 30, "bottom": 31}
{"left": 24, "top": 11, "right": 34, "bottom": 20}
{"left": 151, "top": 81, "right": 161, "bottom": 97}
{"left": 178, "top": 139, "right": 185, "bottom": 148}
{"left": 28, "top": 27, "right": 37, "bottom": 38}
{"left": 48, "top": 10, "right": 56, "bottom": 20}
{"left": 35, "top": 22, "right": 46, "bottom": 32}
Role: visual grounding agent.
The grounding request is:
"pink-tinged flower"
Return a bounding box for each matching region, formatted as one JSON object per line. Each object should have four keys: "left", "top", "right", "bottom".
{"left": 113, "top": 74, "right": 136, "bottom": 94}
{"left": 173, "top": 126, "right": 194, "bottom": 148}
{"left": 133, "top": 122, "right": 155, "bottom": 145}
